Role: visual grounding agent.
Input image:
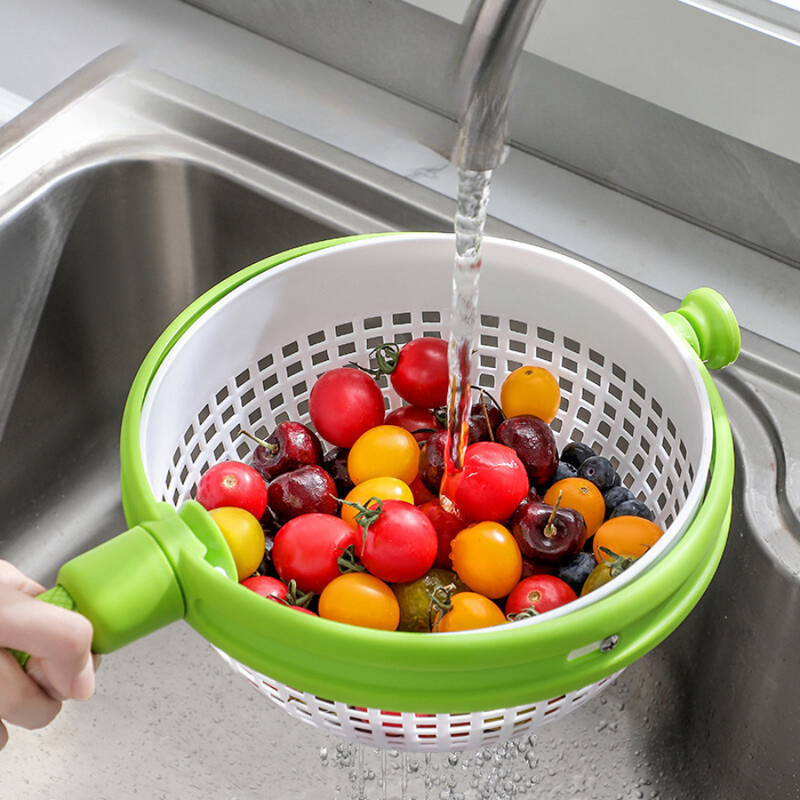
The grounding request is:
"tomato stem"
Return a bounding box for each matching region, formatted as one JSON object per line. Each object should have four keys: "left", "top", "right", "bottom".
{"left": 339, "top": 497, "right": 384, "bottom": 551}
{"left": 337, "top": 544, "right": 366, "bottom": 574}
{"left": 427, "top": 583, "right": 457, "bottom": 632}
{"left": 597, "top": 546, "right": 639, "bottom": 577}
{"left": 349, "top": 343, "right": 401, "bottom": 377}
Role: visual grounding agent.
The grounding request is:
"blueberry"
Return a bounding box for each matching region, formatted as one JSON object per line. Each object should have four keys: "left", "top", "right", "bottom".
{"left": 543, "top": 459, "right": 578, "bottom": 491}
{"left": 557, "top": 551, "right": 597, "bottom": 594}
{"left": 577, "top": 455, "right": 617, "bottom": 493}
{"left": 609, "top": 499, "right": 655, "bottom": 522}
{"left": 560, "top": 441, "right": 595, "bottom": 469}
{"left": 603, "top": 486, "right": 634, "bottom": 517}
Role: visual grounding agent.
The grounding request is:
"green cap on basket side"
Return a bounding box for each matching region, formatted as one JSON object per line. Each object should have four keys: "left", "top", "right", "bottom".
{"left": 666, "top": 288, "right": 740, "bottom": 370}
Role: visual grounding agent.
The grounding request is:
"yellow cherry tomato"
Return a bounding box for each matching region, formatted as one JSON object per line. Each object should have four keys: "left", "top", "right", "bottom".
{"left": 318, "top": 572, "right": 400, "bottom": 631}
{"left": 500, "top": 365, "right": 561, "bottom": 423}
{"left": 593, "top": 516, "right": 663, "bottom": 564}
{"left": 543, "top": 477, "right": 605, "bottom": 542}
{"left": 209, "top": 506, "right": 265, "bottom": 581}
{"left": 450, "top": 522, "right": 522, "bottom": 599}
{"left": 347, "top": 425, "right": 420, "bottom": 486}
{"left": 436, "top": 592, "right": 507, "bottom": 632}
{"left": 341, "top": 476, "right": 414, "bottom": 529}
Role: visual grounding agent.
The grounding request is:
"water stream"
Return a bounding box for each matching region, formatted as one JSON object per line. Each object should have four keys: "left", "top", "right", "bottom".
{"left": 441, "top": 168, "right": 493, "bottom": 513}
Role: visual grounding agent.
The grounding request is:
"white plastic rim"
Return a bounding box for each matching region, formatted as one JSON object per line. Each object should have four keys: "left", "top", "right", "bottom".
{"left": 140, "top": 234, "right": 713, "bottom": 628}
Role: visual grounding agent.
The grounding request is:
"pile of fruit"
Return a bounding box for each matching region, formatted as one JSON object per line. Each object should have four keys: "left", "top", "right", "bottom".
{"left": 194, "top": 337, "right": 664, "bottom": 633}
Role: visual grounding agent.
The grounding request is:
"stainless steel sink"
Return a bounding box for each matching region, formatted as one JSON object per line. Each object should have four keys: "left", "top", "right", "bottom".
{"left": 2, "top": 58, "right": 799, "bottom": 799}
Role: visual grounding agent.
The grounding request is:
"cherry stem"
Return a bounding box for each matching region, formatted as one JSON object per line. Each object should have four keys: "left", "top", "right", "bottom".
{"left": 478, "top": 390, "right": 496, "bottom": 443}
{"left": 240, "top": 429, "right": 278, "bottom": 454}
{"left": 544, "top": 492, "right": 563, "bottom": 539}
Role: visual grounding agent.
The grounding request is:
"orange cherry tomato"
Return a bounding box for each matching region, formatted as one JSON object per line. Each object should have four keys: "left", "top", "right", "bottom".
{"left": 341, "top": 476, "right": 414, "bottom": 529}
{"left": 500, "top": 366, "right": 561, "bottom": 423}
{"left": 348, "top": 425, "right": 420, "bottom": 486}
{"left": 593, "top": 516, "right": 663, "bottom": 564}
{"left": 450, "top": 522, "right": 522, "bottom": 599}
{"left": 543, "top": 477, "right": 605, "bottom": 542}
{"left": 435, "top": 592, "right": 507, "bottom": 632}
{"left": 318, "top": 572, "right": 400, "bottom": 631}
{"left": 209, "top": 506, "right": 265, "bottom": 581}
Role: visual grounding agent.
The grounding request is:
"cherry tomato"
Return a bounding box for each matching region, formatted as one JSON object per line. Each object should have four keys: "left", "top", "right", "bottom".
{"left": 384, "top": 405, "right": 443, "bottom": 443}
{"left": 341, "top": 476, "right": 414, "bottom": 529}
{"left": 409, "top": 475, "right": 436, "bottom": 505}
{"left": 354, "top": 499, "right": 437, "bottom": 584}
{"left": 450, "top": 522, "right": 522, "bottom": 599}
{"left": 308, "top": 367, "right": 385, "bottom": 448}
{"left": 240, "top": 574, "right": 288, "bottom": 601}
{"left": 543, "top": 477, "right": 605, "bottom": 542}
{"left": 581, "top": 551, "right": 638, "bottom": 596}
{"left": 196, "top": 461, "right": 267, "bottom": 519}
{"left": 440, "top": 441, "right": 529, "bottom": 523}
{"left": 435, "top": 592, "right": 507, "bottom": 632}
{"left": 209, "top": 506, "right": 266, "bottom": 581}
{"left": 347, "top": 425, "right": 420, "bottom": 486}
{"left": 318, "top": 572, "right": 400, "bottom": 631}
{"left": 390, "top": 337, "right": 449, "bottom": 409}
{"left": 593, "top": 516, "right": 663, "bottom": 564}
{"left": 272, "top": 513, "right": 358, "bottom": 594}
{"left": 418, "top": 500, "right": 464, "bottom": 569}
{"left": 505, "top": 574, "right": 577, "bottom": 618}
{"left": 500, "top": 366, "right": 561, "bottom": 423}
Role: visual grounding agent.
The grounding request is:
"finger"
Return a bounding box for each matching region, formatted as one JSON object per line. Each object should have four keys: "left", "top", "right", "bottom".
{"left": 0, "top": 649, "right": 62, "bottom": 730}
{"left": 0, "top": 583, "right": 94, "bottom": 700}
{"left": 0, "top": 560, "right": 45, "bottom": 597}
{"left": 0, "top": 720, "right": 8, "bottom": 750}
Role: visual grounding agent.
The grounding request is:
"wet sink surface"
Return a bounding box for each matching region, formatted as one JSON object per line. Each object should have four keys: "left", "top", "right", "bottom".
{"left": 1, "top": 65, "right": 799, "bottom": 799}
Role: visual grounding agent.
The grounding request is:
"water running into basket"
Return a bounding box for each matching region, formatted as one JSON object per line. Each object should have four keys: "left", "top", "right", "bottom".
{"left": 441, "top": 168, "right": 492, "bottom": 515}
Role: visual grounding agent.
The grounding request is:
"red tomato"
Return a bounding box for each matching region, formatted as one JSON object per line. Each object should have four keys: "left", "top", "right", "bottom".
{"left": 240, "top": 574, "right": 288, "bottom": 601}
{"left": 409, "top": 475, "right": 436, "bottom": 505}
{"left": 418, "top": 500, "right": 464, "bottom": 569}
{"left": 272, "top": 513, "right": 358, "bottom": 594}
{"left": 384, "top": 405, "right": 443, "bottom": 443}
{"left": 504, "top": 574, "right": 577, "bottom": 618}
{"left": 196, "top": 461, "right": 267, "bottom": 519}
{"left": 440, "top": 442, "right": 529, "bottom": 523}
{"left": 354, "top": 500, "right": 438, "bottom": 584}
{"left": 419, "top": 499, "right": 465, "bottom": 569}
{"left": 390, "top": 338, "right": 449, "bottom": 409}
{"left": 308, "top": 368, "right": 385, "bottom": 448}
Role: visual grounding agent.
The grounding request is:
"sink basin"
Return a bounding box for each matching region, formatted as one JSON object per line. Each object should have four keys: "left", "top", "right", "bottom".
{"left": 2, "top": 58, "right": 799, "bottom": 799}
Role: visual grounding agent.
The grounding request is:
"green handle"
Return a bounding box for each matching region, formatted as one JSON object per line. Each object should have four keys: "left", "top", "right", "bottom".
{"left": 9, "top": 585, "right": 79, "bottom": 668}
{"left": 10, "top": 501, "right": 236, "bottom": 666}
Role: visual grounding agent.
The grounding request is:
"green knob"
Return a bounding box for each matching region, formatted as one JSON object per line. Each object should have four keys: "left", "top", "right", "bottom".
{"left": 665, "top": 288, "right": 741, "bottom": 369}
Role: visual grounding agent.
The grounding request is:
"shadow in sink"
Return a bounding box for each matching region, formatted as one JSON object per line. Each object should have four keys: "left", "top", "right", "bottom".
{"left": 0, "top": 158, "right": 342, "bottom": 583}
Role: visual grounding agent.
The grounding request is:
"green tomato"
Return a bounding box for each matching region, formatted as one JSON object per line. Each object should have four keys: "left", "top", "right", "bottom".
{"left": 392, "top": 568, "right": 468, "bottom": 632}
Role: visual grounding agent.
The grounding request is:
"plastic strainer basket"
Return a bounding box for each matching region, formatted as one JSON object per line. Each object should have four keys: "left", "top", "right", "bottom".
{"left": 26, "top": 234, "right": 737, "bottom": 753}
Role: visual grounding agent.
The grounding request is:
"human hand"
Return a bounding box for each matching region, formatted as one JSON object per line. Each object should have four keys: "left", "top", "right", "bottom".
{"left": 0, "top": 559, "right": 97, "bottom": 750}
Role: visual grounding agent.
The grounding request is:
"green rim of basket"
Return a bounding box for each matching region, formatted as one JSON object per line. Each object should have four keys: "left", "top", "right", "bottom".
{"left": 116, "top": 233, "right": 734, "bottom": 714}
